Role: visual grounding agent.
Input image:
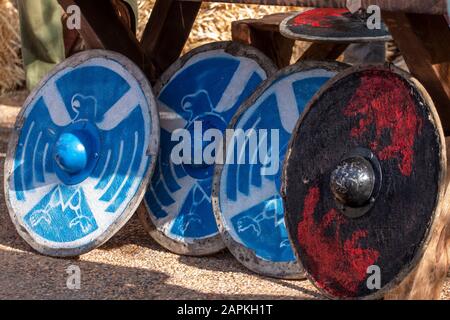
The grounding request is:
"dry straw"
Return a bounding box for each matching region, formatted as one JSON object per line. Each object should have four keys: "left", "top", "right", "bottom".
{"left": 0, "top": 0, "right": 24, "bottom": 95}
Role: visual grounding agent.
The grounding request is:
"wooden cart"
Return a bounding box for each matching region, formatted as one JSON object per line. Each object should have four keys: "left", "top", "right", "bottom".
{"left": 57, "top": 0, "right": 449, "bottom": 132}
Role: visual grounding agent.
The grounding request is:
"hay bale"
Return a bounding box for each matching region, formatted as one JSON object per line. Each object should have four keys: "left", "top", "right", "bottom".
{"left": 0, "top": 0, "right": 24, "bottom": 95}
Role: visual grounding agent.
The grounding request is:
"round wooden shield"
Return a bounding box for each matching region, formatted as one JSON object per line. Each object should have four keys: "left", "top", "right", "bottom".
{"left": 282, "top": 65, "right": 446, "bottom": 299}
{"left": 280, "top": 8, "right": 392, "bottom": 43}
{"left": 140, "top": 41, "right": 277, "bottom": 255}
{"left": 212, "top": 61, "right": 348, "bottom": 278}
{"left": 4, "top": 50, "right": 160, "bottom": 257}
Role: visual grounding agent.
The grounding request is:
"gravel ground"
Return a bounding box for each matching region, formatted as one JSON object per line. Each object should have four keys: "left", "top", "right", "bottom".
{"left": 0, "top": 92, "right": 448, "bottom": 300}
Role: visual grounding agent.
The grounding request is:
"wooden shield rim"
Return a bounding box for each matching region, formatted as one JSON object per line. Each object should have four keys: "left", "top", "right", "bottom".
{"left": 212, "top": 60, "right": 349, "bottom": 278}
{"left": 281, "top": 64, "right": 447, "bottom": 299}
{"left": 279, "top": 9, "right": 393, "bottom": 43}
{"left": 139, "top": 41, "right": 277, "bottom": 256}
{"left": 4, "top": 49, "right": 160, "bottom": 257}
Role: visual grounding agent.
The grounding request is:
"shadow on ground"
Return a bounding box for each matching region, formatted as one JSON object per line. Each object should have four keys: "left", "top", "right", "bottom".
{"left": 0, "top": 247, "right": 321, "bottom": 300}
{"left": 0, "top": 121, "right": 321, "bottom": 300}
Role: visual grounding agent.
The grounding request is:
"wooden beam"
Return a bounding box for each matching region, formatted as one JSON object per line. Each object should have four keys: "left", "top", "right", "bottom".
{"left": 178, "top": 0, "right": 449, "bottom": 15}
{"left": 232, "top": 12, "right": 291, "bottom": 33}
{"left": 231, "top": 13, "right": 294, "bottom": 68}
{"left": 141, "top": 0, "right": 201, "bottom": 80}
{"left": 57, "top": 0, "right": 146, "bottom": 68}
{"left": 383, "top": 12, "right": 450, "bottom": 134}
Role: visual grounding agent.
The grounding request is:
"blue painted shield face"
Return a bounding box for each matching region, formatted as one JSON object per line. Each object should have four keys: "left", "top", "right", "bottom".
{"left": 219, "top": 68, "right": 339, "bottom": 263}
{"left": 6, "top": 53, "right": 156, "bottom": 253}
{"left": 145, "top": 48, "right": 269, "bottom": 243}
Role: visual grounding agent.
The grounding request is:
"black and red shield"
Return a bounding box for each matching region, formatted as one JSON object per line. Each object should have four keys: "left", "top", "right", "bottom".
{"left": 280, "top": 8, "right": 392, "bottom": 43}
{"left": 282, "top": 65, "right": 446, "bottom": 299}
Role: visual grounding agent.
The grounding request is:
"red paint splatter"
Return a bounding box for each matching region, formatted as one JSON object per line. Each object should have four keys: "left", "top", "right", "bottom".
{"left": 293, "top": 8, "right": 348, "bottom": 28}
{"left": 344, "top": 71, "right": 422, "bottom": 176}
{"left": 297, "top": 187, "right": 379, "bottom": 297}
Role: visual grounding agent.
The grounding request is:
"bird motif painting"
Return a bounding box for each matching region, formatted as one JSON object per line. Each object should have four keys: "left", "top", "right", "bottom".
{"left": 6, "top": 52, "right": 156, "bottom": 253}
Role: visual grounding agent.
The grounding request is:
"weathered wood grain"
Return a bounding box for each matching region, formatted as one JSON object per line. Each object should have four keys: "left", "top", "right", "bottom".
{"left": 57, "top": 0, "right": 145, "bottom": 67}
{"left": 383, "top": 12, "right": 450, "bottom": 135}
{"left": 178, "top": 0, "right": 449, "bottom": 15}
{"left": 141, "top": 0, "right": 201, "bottom": 80}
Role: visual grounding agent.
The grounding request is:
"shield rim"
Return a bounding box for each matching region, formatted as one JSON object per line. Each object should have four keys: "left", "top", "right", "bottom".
{"left": 281, "top": 63, "right": 447, "bottom": 299}
{"left": 212, "top": 61, "right": 349, "bottom": 278}
{"left": 4, "top": 49, "right": 160, "bottom": 257}
{"left": 279, "top": 9, "right": 393, "bottom": 43}
{"left": 139, "top": 41, "right": 277, "bottom": 256}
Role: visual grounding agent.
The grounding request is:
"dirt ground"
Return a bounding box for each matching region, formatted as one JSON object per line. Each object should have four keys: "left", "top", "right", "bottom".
{"left": 0, "top": 91, "right": 448, "bottom": 300}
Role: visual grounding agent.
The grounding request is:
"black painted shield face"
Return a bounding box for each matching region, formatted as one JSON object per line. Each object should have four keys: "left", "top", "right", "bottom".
{"left": 283, "top": 66, "right": 445, "bottom": 299}
{"left": 280, "top": 8, "right": 392, "bottom": 43}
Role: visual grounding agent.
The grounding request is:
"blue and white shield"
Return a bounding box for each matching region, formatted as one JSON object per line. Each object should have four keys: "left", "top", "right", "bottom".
{"left": 213, "top": 61, "right": 347, "bottom": 277}
{"left": 5, "top": 50, "right": 159, "bottom": 256}
{"left": 142, "top": 42, "right": 276, "bottom": 255}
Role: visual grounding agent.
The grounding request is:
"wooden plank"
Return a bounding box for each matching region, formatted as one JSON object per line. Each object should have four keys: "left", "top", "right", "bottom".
{"left": 141, "top": 0, "right": 201, "bottom": 79}
{"left": 57, "top": 0, "right": 146, "bottom": 69}
{"left": 231, "top": 13, "right": 294, "bottom": 68}
{"left": 232, "top": 12, "right": 292, "bottom": 33}
{"left": 383, "top": 12, "right": 450, "bottom": 135}
{"left": 178, "top": 0, "right": 449, "bottom": 15}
